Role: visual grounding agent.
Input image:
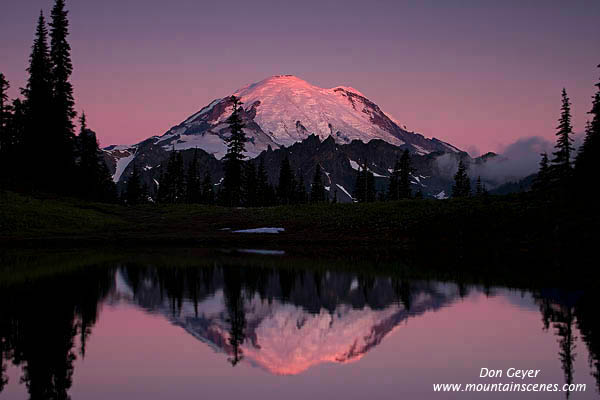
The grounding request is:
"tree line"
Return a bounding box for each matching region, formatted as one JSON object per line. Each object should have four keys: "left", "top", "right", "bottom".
{"left": 123, "top": 98, "right": 331, "bottom": 207}
{"left": 532, "top": 79, "right": 600, "bottom": 199}
{"left": 0, "top": 0, "right": 116, "bottom": 202}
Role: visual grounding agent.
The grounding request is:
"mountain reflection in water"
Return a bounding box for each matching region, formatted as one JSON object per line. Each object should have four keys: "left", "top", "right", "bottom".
{"left": 0, "top": 259, "right": 599, "bottom": 399}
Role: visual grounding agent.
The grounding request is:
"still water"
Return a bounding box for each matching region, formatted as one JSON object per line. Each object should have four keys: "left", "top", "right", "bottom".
{"left": 0, "top": 252, "right": 598, "bottom": 399}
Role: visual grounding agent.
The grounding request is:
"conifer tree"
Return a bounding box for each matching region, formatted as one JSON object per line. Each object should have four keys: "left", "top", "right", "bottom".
{"left": 310, "top": 164, "right": 326, "bottom": 203}
{"left": 277, "top": 155, "right": 295, "bottom": 204}
{"left": 201, "top": 170, "right": 215, "bottom": 205}
{"left": 77, "top": 112, "right": 116, "bottom": 201}
{"left": 23, "top": 12, "right": 54, "bottom": 189}
{"left": 575, "top": 65, "right": 600, "bottom": 191}
{"left": 353, "top": 159, "right": 375, "bottom": 202}
{"left": 49, "top": 0, "right": 77, "bottom": 190}
{"left": 256, "top": 157, "right": 269, "bottom": 206}
{"left": 0, "top": 73, "right": 8, "bottom": 143}
{"left": 452, "top": 159, "right": 471, "bottom": 198}
{"left": 353, "top": 159, "right": 366, "bottom": 203}
{"left": 3, "top": 99, "right": 26, "bottom": 188}
{"left": 475, "top": 176, "right": 483, "bottom": 196}
{"left": 125, "top": 163, "right": 144, "bottom": 205}
{"left": 551, "top": 88, "right": 575, "bottom": 183}
{"left": 532, "top": 152, "right": 551, "bottom": 193}
{"left": 388, "top": 157, "right": 401, "bottom": 201}
{"left": 0, "top": 74, "right": 10, "bottom": 188}
{"left": 186, "top": 148, "right": 201, "bottom": 203}
{"left": 398, "top": 149, "right": 412, "bottom": 199}
{"left": 242, "top": 161, "right": 257, "bottom": 207}
{"left": 366, "top": 168, "right": 376, "bottom": 202}
{"left": 221, "top": 95, "right": 247, "bottom": 206}
{"left": 296, "top": 171, "right": 308, "bottom": 204}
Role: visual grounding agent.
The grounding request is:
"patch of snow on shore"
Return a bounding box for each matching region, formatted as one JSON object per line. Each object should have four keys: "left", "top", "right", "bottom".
{"left": 233, "top": 227, "right": 285, "bottom": 234}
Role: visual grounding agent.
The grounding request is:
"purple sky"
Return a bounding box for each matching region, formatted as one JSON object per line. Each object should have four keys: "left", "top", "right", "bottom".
{"left": 1, "top": 0, "right": 599, "bottom": 154}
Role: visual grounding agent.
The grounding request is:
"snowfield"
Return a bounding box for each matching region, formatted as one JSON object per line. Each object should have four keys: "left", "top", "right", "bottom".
{"left": 233, "top": 227, "right": 285, "bottom": 234}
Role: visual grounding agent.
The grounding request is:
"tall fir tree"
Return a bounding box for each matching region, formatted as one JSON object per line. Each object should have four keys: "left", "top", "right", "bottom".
{"left": 241, "top": 161, "right": 257, "bottom": 207}
{"left": 221, "top": 95, "right": 247, "bottom": 206}
{"left": 532, "top": 152, "right": 551, "bottom": 193}
{"left": 366, "top": 167, "right": 376, "bottom": 202}
{"left": 77, "top": 112, "right": 116, "bottom": 201}
{"left": 256, "top": 157, "right": 269, "bottom": 206}
{"left": 353, "top": 159, "right": 367, "bottom": 202}
{"left": 551, "top": 88, "right": 575, "bottom": 185}
{"left": 4, "top": 99, "right": 26, "bottom": 188}
{"left": 398, "top": 149, "right": 412, "bottom": 199}
{"left": 23, "top": 12, "right": 54, "bottom": 190}
{"left": 310, "top": 164, "right": 326, "bottom": 203}
{"left": 125, "top": 163, "right": 144, "bottom": 205}
{"left": 186, "top": 148, "right": 202, "bottom": 203}
{"left": 452, "top": 159, "right": 471, "bottom": 198}
{"left": 353, "top": 159, "right": 375, "bottom": 202}
{"left": 0, "top": 73, "right": 8, "bottom": 144}
{"left": 388, "top": 157, "right": 401, "bottom": 201}
{"left": 575, "top": 64, "right": 600, "bottom": 193}
{"left": 296, "top": 171, "right": 308, "bottom": 204}
{"left": 162, "top": 147, "right": 185, "bottom": 203}
{"left": 277, "top": 155, "right": 295, "bottom": 204}
{"left": 49, "top": 0, "right": 77, "bottom": 190}
{"left": 0, "top": 74, "right": 11, "bottom": 188}
{"left": 201, "top": 170, "right": 215, "bottom": 205}
{"left": 475, "top": 176, "right": 483, "bottom": 196}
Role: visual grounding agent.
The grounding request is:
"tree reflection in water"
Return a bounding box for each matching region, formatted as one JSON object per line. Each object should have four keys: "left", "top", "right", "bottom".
{"left": 0, "top": 260, "right": 599, "bottom": 399}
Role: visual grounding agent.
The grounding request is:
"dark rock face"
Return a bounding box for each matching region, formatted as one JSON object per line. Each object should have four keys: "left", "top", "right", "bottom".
{"left": 104, "top": 134, "right": 484, "bottom": 202}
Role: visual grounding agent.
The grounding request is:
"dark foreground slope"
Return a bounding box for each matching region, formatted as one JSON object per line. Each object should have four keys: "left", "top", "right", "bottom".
{"left": 1, "top": 191, "right": 597, "bottom": 272}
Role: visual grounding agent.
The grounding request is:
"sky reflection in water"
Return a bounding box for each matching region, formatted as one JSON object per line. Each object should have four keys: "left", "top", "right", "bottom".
{"left": 0, "top": 261, "right": 598, "bottom": 399}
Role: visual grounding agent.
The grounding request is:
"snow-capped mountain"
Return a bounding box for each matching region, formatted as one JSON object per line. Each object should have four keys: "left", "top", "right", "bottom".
{"left": 165, "top": 75, "right": 460, "bottom": 158}
{"left": 103, "top": 75, "right": 481, "bottom": 198}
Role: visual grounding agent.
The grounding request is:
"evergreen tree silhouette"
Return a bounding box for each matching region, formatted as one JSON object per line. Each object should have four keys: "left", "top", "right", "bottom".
{"left": 76, "top": 112, "right": 116, "bottom": 202}
{"left": 575, "top": 65, "right": 600, "bottom": 193}
{"left": 366, "top": 163, "right": 376, "bottom": 202}
{"left": 452, "top": 160, "right": 471, "bottom": 198}
{"left": 49, "top": 0, "right": 77, "bottom": 191}
{"left": 186, "top": 148, "right": 202, "bottom": 203}
{"left": 398, "top": 149, "right": 412, "bottom": 199}
{"left": 201, "top": 170, "right": 214, "bottom": 205}
{"left": 125, "top": 163, "right": 144, "bottom": 205}
{"left": 353, "top": 159, "right": 375, "bottom": 202}
{"left": 221, "top": 95, "right": 247, "bottom": 206}
{"left": 160, "top": 147, "right": 185, "bottom": 203}
{"left": 0, "top": 73, "right": 8, "bottom": 148}
{"left": 256, "top": 157, "right": 269, "bottom": 206}
{"left": 277, "top": 155, "right": 295, "bottom": 204}
{"left": 295, "top": 169, "right": 308, "bottom": 204}
{"left": 2, "top": 99, "right": 26, "bottom": 189}
{"left": 532, "top": 152, "right": 551, "bottom": 193}
{"left": 23, "top": 12, "right": 54, "bottom": 190}
{"left": 551, "top": 88, "right": 575, "bottom": 187}
{"left": 242, "top": 161, "right": 257, "bottom": 207}
{"left": 310, "top": 164, "right": 326, "bottom": 203}
{"left": 353, "top": 159, "right": 366, "bottom": 202}
{"left": 475, "top": 176, "right": 483, "bottom": 196}
{"left": 0, "top": 74, "right": 11, "bottom": 189}
{"left": 388, "top": 157, "right": 401, "bottom": 201}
